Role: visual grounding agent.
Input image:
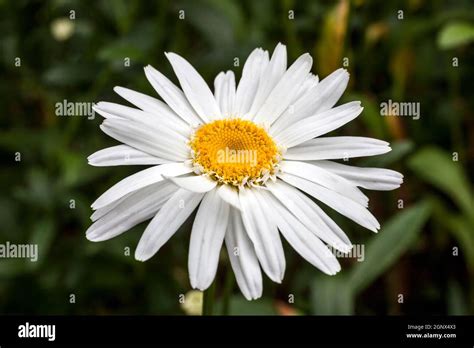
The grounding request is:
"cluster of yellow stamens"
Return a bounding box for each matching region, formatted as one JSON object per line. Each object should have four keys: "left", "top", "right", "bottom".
{"left": 189, "top": 119, "right": 281, "bottom": 187}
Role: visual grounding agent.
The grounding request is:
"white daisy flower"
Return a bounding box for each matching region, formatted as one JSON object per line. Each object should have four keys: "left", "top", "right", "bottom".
{"left": 87, "top": 43, "right": 403, "bottom": 300}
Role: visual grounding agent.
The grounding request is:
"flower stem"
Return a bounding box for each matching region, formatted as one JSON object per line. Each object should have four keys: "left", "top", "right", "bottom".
{"left": 221, "top": 265, "right": 234, "bottom": 315}
{"left": 202, "top": 281, "right": 216, "bottom": 316}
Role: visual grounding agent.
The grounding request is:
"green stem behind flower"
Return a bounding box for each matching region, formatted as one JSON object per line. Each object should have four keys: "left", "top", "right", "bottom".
{"left": 202, "top": 281, "right": 216, "bottom": 315}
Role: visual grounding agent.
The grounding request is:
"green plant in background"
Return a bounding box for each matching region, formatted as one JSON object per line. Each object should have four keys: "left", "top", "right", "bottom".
{"left": 0, "top": 0, "right": 473, "bottom": 315}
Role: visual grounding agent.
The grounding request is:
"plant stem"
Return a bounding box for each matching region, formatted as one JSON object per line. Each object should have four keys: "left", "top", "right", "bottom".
{"left": 221, "top": 265, "right": 234, "bottom": 315}
{"left": 202, "top": 281, "right": 216, "bottom": 316}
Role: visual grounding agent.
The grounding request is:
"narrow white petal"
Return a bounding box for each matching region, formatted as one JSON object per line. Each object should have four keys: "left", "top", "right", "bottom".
{"left": 100, "top": 118, "right": 189, "bottom": 161}
{"left": 90, "top": 194, "right": 129, "bottom": 222}
{"left": 270, "top": 69, "right": 349, "bottom": 136}
{"left": 280, "top": 160, "right": 368, "bottom": 206}
{"left": 135, "top": 189, "right": 204, "bottom": 261}
{"left": 253, "top": 53, "right": 313, "bottom": 125}
{"left": 248, "top": 43, "right": 287, "bottom": 116}
{"left": 88, "top": 145, "right": 169, "bottom": 167}
{"left": 144, "top": 65, "right": 203, "bottom": 125}
{"left": 266, "top": 180, "right": 353, "bottom": 252}
{"left": 311, "top": 160, "right": 404, "bottom": 191}
{"left": 291, "top": 73, "right": 319, "bottom": 103}
{"left": 113, "top": 86, "right": 191, "bottom": 134}
{"left": 165, "top": 174, "right": 217, "bottom": 193}
{"left": 92, "top": 162, "right": 192, "bottom": 210}
{"left": 188, "top": 189, "right": 230, "bottom": 290}
{"left": 214, "top": 71, "right": 236, "bottom": 118}
{"left": 217, "top": 185, "right": 241, "bottom": 210}
{"left": 274, "top": 101, "right": 363, "bottom": 148}
{"left": 284, "top": 136, "right": 391, "bottom": 161}
{"left": 257, "top": 190, "right": 340, "bottom": 275}
{"left": 239, "top": 188, "right": 285, "bottom": 283}
{"left": 278, "top": 173, "right": 380, "bottom": 232}
{"left": 310, "top": 68, "right": 350, "bottom": 114}
{"left": 94, "top": 101, "right": 190, "bottom": 138}
{"left": 225, "top": 208, "right": 262, "bottom": 300}
{"left": 166, "top": 52, "right": 221, "bottom": 122}
{"left": 233, "top": 48, "right": 269, "bottom": 117}
{"left": 86, "top": 182, "right": 176, "bottom": 241}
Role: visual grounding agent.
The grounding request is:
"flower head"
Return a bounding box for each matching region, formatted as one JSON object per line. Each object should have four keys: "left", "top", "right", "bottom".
{"left": 87, "top": 43, "right": 403, "bottom": 300}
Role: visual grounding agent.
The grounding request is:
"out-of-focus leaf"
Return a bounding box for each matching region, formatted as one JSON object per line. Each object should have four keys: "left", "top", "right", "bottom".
{"left": 349, "top": 200, "right": 432, "bottom": 294}
{"left": 438, "top": 21, "right": 474, "bottom": 49}
{"left": 447, "top": 280, "right": 468, "bottom": 315}
{"left": 0, "top": 259, "right": 28, "bottom": 278}
{"left": 28, "top": 218, "right": 55, "bottom": 269}
{"left": 311, "top": 274, "right": 354, "bottom": 315}
{"left": 408, "top": 147, "right": 473, "bottom": 216}
{"left": 315, "top": 0, "right": 349, "bottom": 76}
{"left": 226, "top": 296, "right": 277, "bottom": 315}
{"left": 445, "top": 215, "right": 474, "bottom": 272}
{"left": 181, "top": 0, "right": 243, "bottom": 48}
{"left": 97, "top": 21, "right": 157, "bottom": 65}
{"left": 43, "top": 64, "right": 98, "bottom": 87}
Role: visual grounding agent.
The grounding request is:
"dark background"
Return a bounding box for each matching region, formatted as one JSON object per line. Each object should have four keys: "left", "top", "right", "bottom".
{"left": 0, "top": 0, "right": 473, "bottom": 315}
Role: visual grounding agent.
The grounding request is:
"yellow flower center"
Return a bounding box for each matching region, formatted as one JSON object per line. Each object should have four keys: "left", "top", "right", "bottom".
{"left": 189, "top": 119, "right": 280, "bottom": 187}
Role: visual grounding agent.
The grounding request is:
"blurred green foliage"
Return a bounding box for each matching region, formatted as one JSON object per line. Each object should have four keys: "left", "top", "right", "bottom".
{"left": 0, "top": 0, "right": 473, "bottom": 315}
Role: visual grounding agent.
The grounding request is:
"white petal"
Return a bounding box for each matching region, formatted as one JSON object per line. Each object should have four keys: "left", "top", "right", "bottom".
{"left": 270, "top": 69, "right": 349, "bottom": 136}
{"left": 90, "top": 194, "right": 129, "bottom": 222}
{"left": 113, "top": 86, "right": 191, "bottom": 133}
{"left": 291, "top": 73, "right": 319, "bottom": 103}
{"left": 188, "top": 189, "right": 230, "bottom": 290}
{"left": 266, "top": 180, "right": 352, "bottom": 252}
{"left": 217, "top": 184, "right": 241, "bottom": 210}
{"left": 135, "top": 189, "right": 204, "bottom": 261}
{"left": 310, "top": 68, "right": 349, "bottom": 114}
{"left": 248, "top": 43, "right": 287, "bottom": 116}
{"left": 92, "top": 162, "right": 192, "bottom": 210}
{"left": 100, "top": 118, "right": 189, "bottom": 161}
{"left": 253, "top": 53, "right": 313, "bottom": 125}
{"left": 284, "top": 136, "right": 391, "bottom": 161}
{"left": 225, "top": 208, "right": 262, "bottom": 300}
{"left": 144, "top": 65, "right": 203, "bottom": 125}
{"left": 280, "top": 160, "right": 368, "bottom": 206}
{"left": 166, "top": 52, "right": 221, "bottom": 122}
{"left": 274, "top": 101, "right": 363, "bottom": 148}
{"left": 278, "top": 173, "right": 380, "bottom": 232}
{"left": 257, "top": 190, "right": 340, "bottom": 275}
{"left": 165, "top": 174, "right": 217, "bottom": 193}
{"left": 214, "top": 71, "right": 236, "bottom": 118}
{"left": 88, "top": 145, "right": 169, "bottom": 167}
{"left": 238, "top": 188, "right": 285, "bottom": 283}
{"left": 86, "top": 182, "right": 176, "bottom": 241}
{"left": 311, "top": 160, "right": 404, "bottom": 191}
{"left": 233, "top": 48, "right": 269, "bottom": 117}
{"left": 93, "top": 101, "right": 190, "bottom": 138}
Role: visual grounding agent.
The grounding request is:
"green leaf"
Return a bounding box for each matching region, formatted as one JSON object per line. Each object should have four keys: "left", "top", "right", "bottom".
{"left": 311, "top": 274, "right": 354, "bottom": 315}
{"left": 349, "top": 200, "right": 432, "bottom": 294}
{"left": 28, "top": 219, "right": 55, "bottom": 269}
{"left": 438, "top": 21, "right": 474, "bottom": 49}
{"left": 445, "top": 215, "right": 474, "bottom": 272}
{"left": 408, "top": 147, "right": 473, "bottom": 216}
{"left": 226, "top": 296, "right": 277, "bottom": 315}
{"left": 447, "top": 280, "right": 468, "bottom": 315}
